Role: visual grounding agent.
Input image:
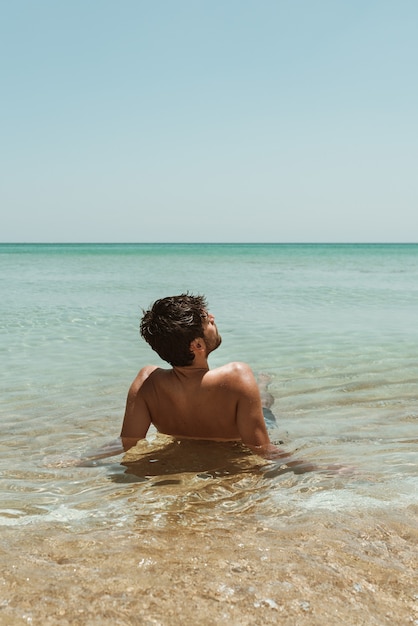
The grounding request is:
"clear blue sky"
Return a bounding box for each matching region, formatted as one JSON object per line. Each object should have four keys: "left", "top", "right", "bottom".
{"left": 2, "top": 0, "right": 417, "bottom": 242}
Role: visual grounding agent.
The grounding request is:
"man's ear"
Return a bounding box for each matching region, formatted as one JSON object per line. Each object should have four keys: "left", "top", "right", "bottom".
{"left": 190, "top": 337, "right": 206, "bottom": 355}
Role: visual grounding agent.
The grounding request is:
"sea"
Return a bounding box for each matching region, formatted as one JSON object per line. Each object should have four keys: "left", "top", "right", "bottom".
{"left": 1, "top": 243, "right": 417, "bottom": 625}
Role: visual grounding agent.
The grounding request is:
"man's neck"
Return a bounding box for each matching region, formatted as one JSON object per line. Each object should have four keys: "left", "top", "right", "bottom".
{"left": 173, "top": 355, "right": 209, "bottom": 372}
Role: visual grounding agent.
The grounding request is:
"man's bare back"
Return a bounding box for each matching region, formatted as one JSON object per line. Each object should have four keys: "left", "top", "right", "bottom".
{"left": 121, "top": 360, "right": 275, "bottom": 454}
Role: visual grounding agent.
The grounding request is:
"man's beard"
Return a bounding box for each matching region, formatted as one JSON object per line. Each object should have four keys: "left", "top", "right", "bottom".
{"left": 207, "top": 332, "right": 222, "bottom": 355}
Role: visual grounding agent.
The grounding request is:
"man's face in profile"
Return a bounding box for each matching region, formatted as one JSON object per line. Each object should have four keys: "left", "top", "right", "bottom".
{"left": 201, "top": 311, "right": 222, "bottom": 355}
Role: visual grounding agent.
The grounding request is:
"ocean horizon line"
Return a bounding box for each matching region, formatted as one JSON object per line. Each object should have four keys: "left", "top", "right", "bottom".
{"left": 1, "top": 241, "right": 417, "bottom": 246}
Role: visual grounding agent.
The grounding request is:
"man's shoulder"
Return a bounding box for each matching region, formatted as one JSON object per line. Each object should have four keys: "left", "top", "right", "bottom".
{"left": 216, "top": 361, "right": 252, "bottom": 373}
{"left": 130, "top": 365, "right": 163, "bottom": 392}
{"left": 210, "top": 361, "right": 255, "bottom": 383}
{"left": 136, "top": 364, "right": 161, "bottom": 379}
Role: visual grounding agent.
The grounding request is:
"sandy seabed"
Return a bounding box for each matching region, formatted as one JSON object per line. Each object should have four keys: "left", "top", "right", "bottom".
{"left": 1, "top": 507, "right": 418, "bottom": 626}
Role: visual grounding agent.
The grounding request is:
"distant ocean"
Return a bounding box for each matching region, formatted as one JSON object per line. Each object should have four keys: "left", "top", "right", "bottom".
{"left": 1, "top": 243, "right": 417, "bottom": 624}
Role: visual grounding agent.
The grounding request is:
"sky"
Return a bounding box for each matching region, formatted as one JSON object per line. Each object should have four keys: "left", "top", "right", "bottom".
{"left": 1, "top": 0, "right": 418, "bottom": 243}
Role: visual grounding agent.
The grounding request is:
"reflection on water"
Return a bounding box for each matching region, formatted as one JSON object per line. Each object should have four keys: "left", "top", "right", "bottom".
{"left": 116, "top": 436, "right": 269, "bottom": 477}
{"left": 101, "top": 436, "right": 357, "bottom": 530}
{"left": 108, "top": 437, "right": 278, "bottom": 526}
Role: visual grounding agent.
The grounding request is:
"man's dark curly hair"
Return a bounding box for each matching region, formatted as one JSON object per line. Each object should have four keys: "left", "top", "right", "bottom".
{"left": 140, "top": 293, "right": 208, "bottom": 366}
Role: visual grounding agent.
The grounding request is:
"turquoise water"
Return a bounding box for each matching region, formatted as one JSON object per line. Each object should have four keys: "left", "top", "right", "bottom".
{"left": 1, "top": 243, "right": 417, "bottom": 624}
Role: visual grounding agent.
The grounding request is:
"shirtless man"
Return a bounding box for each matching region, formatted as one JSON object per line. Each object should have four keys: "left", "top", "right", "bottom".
{"left": 120, "top": 293, "right": 280, "bottom": 458}
{"left": 71, "top": 293, "right": 352, "bottom": 474}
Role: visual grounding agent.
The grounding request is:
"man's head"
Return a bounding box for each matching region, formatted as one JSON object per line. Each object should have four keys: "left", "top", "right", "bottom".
{"left": 140, "top": 293, "right": 221, "bottom": 366}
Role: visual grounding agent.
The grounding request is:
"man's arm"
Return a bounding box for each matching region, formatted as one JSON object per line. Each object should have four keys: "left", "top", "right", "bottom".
{"left": 73, "top": 437, "right": 127, "bottom": 466}
{"left": 234, "top": 363, "right": 283, "bottom": 457}
{"left": 119, "top": 365, "right": 156, "bottom": 447}
{"left": 235, "top": 364, "right": 319, "bottom": 472}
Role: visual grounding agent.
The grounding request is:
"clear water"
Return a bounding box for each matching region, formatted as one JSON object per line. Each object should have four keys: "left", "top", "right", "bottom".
{"left": 1, "top": 243, "right": 417, "bottom": 625}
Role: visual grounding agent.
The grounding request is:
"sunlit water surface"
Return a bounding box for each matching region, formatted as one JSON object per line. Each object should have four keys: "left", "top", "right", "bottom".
{"left": 1, "top": 244, "right": 417, "bottom": 625}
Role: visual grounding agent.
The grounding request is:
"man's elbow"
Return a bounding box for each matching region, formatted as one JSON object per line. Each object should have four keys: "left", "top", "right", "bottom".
{"left": 120, "top": 436, "right": 143, "bottom": 452}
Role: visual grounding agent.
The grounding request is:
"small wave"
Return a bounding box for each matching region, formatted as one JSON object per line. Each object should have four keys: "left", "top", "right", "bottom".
{"left": 0, "top": 505, "right": 91, "bottom": 527}
{"left": 277, "top": 485, "right": 418, "bottom": 513}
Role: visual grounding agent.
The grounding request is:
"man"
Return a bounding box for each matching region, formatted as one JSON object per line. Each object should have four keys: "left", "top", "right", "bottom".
{"left": 120, "top": 293, "right": 281, "bottom": 458}
{"left": 79, "top": 293, "right": 324, "bottom": 472}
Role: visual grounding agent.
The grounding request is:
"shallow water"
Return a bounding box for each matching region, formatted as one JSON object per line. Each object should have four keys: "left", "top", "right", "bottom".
{"left": 1, "top": 243, "right": 418, "bottom": 624}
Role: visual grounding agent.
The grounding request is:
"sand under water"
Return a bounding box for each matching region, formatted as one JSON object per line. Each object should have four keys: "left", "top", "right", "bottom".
{"left": 1, "top": 436, "right": 417, "bottom": 626}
